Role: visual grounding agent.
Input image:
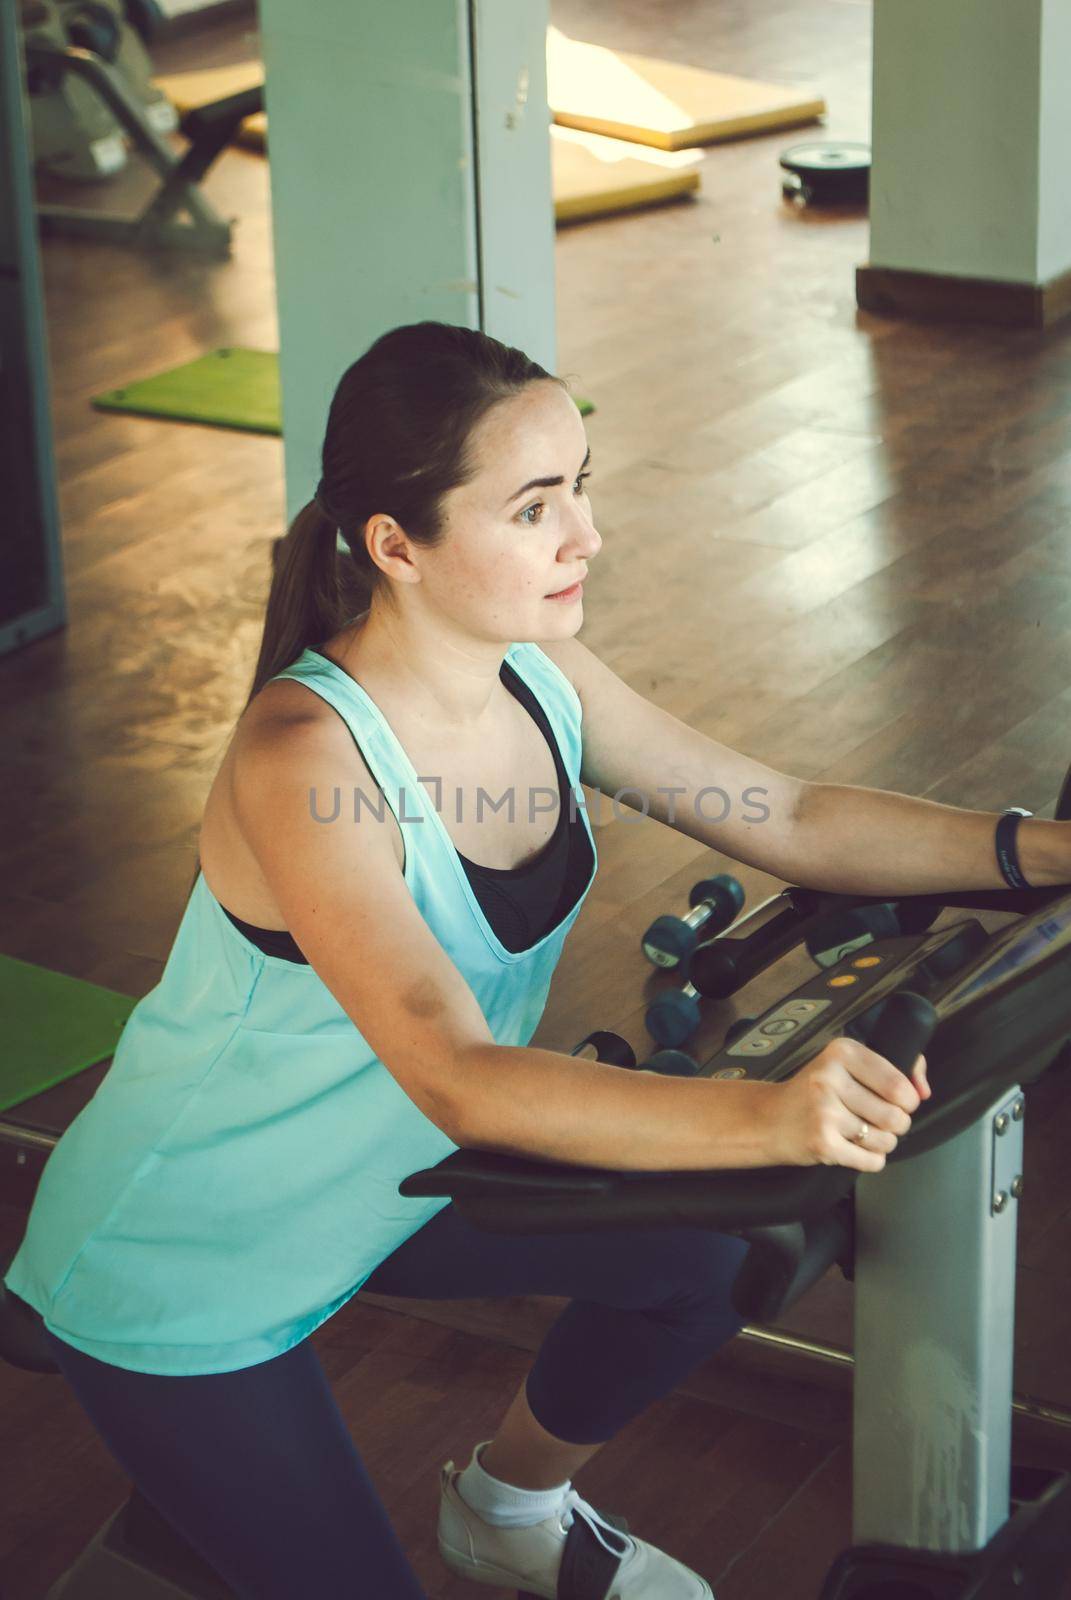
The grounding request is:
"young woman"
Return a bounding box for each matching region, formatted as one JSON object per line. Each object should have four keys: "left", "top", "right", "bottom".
{"left": 8, "top": 321, "right": 1067, "bottom": 1600}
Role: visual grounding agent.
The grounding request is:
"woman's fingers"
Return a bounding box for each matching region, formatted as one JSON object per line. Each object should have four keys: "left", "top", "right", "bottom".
{"left": 835, "top": 1074, "right": 914, "bottom": 1137}
{"left": 791, "top": 1039, "right": 931, "bottom": 1174}
{"left": 831, "top": 1126, "right": 891, "bottom": 1173}
{"left": 912, "top": 1053, "right": 932, "bottom": 1099}
{"left": 832, "top": 1046, "right": 935, "bottom": 1170}
{"left": 838, "top": 1105, "right": 899, "bottom": 1154}
{"left": 839, "top": 1040, "right": 929, "bottom": 1114}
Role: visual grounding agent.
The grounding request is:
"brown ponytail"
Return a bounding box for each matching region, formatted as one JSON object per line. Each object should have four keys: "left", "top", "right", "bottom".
{"left": 242, "top": 500, "right": 371, "bottom": 717}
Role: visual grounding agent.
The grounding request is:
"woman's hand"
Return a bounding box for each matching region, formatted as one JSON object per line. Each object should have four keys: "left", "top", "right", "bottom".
{"left": 769, "top": 1037, "right": 931, "bottom": 1173}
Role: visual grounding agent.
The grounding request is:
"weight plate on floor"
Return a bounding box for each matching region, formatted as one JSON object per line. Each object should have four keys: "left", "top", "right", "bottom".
{"left": 780, "top": 141, "right": 870, "bottom": 205}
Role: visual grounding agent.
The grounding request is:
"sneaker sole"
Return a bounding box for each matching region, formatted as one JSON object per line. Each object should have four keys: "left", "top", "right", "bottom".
{"left": 439, "top": 1536, "right": 714, "bottom": 1600}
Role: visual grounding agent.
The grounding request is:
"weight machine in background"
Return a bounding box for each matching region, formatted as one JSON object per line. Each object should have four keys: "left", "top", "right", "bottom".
{"left": 0, "top": 0, "right": 255, "bottom": 662}
{"left": 0, "top": 3, "right": 65, "bottom": 660}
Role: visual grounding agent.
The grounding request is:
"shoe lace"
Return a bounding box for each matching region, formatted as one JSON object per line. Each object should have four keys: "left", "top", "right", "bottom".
{"left": 558, "top": 1487, "right": 634, "bottom": 1560}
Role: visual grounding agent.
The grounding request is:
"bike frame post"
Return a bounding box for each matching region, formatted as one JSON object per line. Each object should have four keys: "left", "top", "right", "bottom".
{"left": 852, "top": 1086, "right": 1023, "bottom": 1551}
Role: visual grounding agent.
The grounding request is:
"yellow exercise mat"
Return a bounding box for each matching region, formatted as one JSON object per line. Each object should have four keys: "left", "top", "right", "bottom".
{"left": 153, "top": 61, "right": 703, "bottom": 223}
{"left": 156, "top": 36, "right": 824, "bottom": 159}
{"left": 153, "top": 62, "right": 266, "bottom": 151}
{"left": 546, "top": 26, "right": 825, "bottom": 152}
{"left": 551, "top": 125, "right": 701, "bottom": 223}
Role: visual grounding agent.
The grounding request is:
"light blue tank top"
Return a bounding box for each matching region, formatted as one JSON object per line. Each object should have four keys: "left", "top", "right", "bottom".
{"left": 3, "top": 642, "right": 597, "bottom": 1375}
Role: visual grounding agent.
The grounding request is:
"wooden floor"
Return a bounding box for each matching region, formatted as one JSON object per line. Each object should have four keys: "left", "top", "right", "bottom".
{"left": 5, "top": 0, "right": 1071, "bottom": 1595}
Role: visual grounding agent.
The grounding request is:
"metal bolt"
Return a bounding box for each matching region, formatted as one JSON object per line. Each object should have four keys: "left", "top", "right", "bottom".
{"left": 993, "top": 1191, "right": 1008, "bottom": 1213}
{"left": 1012, "top": 1099, "right": 1025, "bottom": 1121}
{"left": 994, "top": 1113, "right": 1009, "bottom": 1135}
{"left": 1011, "top": 1175, "right": 1024, "bottom": 1199}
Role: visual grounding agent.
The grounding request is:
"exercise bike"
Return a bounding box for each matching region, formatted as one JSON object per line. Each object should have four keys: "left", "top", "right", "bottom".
{"left": 402, "top": 880, "right": 1071, "bottom": 1598}
{"left": 4, "top": 881, "right": 1071, "bottom": 1597}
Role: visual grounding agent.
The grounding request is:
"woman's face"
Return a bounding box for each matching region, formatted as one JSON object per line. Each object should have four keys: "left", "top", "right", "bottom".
{"left": 425, "top": 381, "right": 602, "bottom": 642}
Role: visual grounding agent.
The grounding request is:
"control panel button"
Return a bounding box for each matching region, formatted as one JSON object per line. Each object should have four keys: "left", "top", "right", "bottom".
{"left": 725, "top": 996, "right": 833, "bottom": 1058}
{"left": 728, "top": 1036, "right": 777, "bottom": 1057}
{"left": 782, "top": 999, "right": 826, "bottom": 1019}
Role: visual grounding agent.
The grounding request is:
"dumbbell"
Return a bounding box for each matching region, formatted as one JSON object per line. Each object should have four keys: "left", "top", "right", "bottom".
{"left": 571, "top": 1030, "right": 636, "bottom": 1068}
{"left": 571, "top": 1030, "right": 700, "bottom": 1077}
{"left": 641, "top": 874, "right": 745, "bottom": 969}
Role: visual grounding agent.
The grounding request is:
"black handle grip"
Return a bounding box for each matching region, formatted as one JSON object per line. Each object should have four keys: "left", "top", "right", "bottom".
{"left": 855, "top": 988, "right": 936, "bottom": 1077}
{"left": 690, "top": 888, "right": 868, "bottom": 997}
{"left": 688, "top": 894, "right": 814, "bottom": 997}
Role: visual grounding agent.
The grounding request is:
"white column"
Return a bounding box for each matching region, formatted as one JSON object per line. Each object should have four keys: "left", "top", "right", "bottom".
{"left": 256, "top": 0, "right": 555, "bottom": 523}
{"left": 869, "top": 0, "right": 1071, "bottom": 288}
{"left": 1038, "top": 1, "right": 1071, "bottom": 283}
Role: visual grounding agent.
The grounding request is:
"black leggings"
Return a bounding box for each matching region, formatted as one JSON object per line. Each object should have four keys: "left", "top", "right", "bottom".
{"left": 45, "top": 1203, "right": 750, "bottom": 1599}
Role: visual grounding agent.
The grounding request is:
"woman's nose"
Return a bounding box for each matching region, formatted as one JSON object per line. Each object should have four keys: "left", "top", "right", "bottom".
{"left": 567, "top": 510, "right": 601, "bottom": 560}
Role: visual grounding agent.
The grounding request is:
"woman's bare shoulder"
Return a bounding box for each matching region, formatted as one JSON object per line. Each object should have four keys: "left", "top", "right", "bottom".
{"left": 244, "top": 675, "right": 331, "bottom": 734}
{"left": 231, "top": 677, "right": 359, "bottom": 778}
{"left": 235, "top": 674, "right": 395, "bottom": 802}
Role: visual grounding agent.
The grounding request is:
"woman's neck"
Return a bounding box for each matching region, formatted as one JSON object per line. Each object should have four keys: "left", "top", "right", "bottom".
{"left": 325, "top": 610, "right": 509, "bottom": 736}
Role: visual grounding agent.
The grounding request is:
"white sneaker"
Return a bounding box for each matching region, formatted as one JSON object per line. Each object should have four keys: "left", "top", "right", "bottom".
{"left": 438, "top": 1450, "right": 714, "bottom": 1599}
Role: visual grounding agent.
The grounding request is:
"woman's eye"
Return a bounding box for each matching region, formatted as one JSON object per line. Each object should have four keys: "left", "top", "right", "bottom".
{"left": 519, "top": 472, "right": 593, "bottom": 526}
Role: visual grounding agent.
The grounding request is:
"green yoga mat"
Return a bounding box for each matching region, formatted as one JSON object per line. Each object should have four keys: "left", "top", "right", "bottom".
{"left": 92, "top": 347, "right": 282, "bottom": 434}
{"left": 0, "top": 954, "right": 138, "bottom": 1116}
{"left": 91, "top": 347, "right": 594, "bottom": 435}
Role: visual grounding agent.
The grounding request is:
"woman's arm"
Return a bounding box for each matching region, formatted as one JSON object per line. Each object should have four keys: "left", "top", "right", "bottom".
{"left": 540, "top": 637, "right": 1071, "bottom": 894}
{"left": 783, "top": 783, "right": 1071, "bottom": 895}
{"left": 451, "top": 1035, "right": 923, "bottom": 1176}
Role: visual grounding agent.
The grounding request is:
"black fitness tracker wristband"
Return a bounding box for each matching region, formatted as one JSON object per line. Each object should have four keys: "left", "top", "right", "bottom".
{"left": 996, "top": 807, "right": 1033, "bottom": 891}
